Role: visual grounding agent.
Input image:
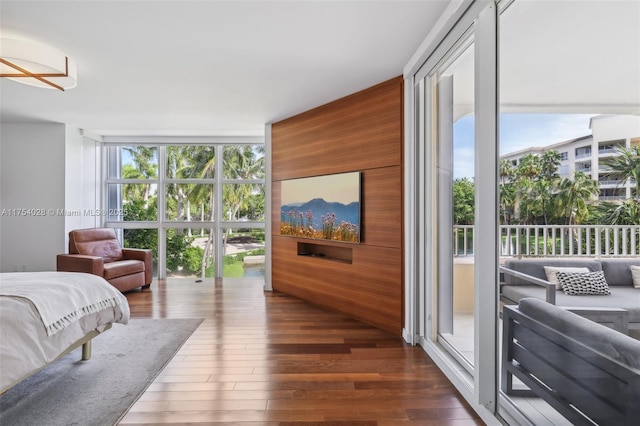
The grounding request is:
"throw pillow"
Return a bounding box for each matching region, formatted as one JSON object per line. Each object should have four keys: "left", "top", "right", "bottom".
{"left": 543, "top": 266, "right": 590, "bottom": 285}
{"left": 556, "top": 271, "right": 611, "bottom": 296}
{"left": 631, "top": 265, "right": 640, "bottom": 289}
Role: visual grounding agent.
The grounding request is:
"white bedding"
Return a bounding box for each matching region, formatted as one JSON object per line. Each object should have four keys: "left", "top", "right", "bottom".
{"left": 0, "top": 271, "right": 128, "bottom": 336}
{"left": 0, "top": 272, "right": 130, "bottom": 392}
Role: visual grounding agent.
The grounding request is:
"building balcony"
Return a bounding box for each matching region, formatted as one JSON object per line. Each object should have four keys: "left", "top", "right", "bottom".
{"left": 598, "top": 179, "right": 626, "bottom": 186}
{"left": 599, "top": 195, "right": 627, "bottom": 200}
{"left": 598, "top": 147, "right": 620, "bottom": 155}
{"left": 575, "top": 152, "right": 592, "bottom": 160}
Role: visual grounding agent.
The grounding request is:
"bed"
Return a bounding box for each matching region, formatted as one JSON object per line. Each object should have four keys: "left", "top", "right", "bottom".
{"left": 0, "top": 271, "right": 130, "bottom": 393}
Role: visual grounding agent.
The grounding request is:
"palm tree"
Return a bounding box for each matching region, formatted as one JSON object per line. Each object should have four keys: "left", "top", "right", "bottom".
{"left": 223, "top": 146, "right": 252, "bottom": 222}
{"left": 597, "top": 198, "right": 640, "bottom": 226}
{"left": 499, "top": 158, "right": 515, "bottom": 185}
{"left": 122, "top": 146, "right": 157, "bottom": 203}
{"left": 539, "top": 150, "right": 561, "bottom": 181}
{"left": 600, "top": 145, "right": 640, "bottom": 200}
{"left": 515, "top": 153, "right": 542, "bottom": 180}
{"left": 177, "top": 146, "right": 217, "bottom": 277}
{"left": 166, "top": 146, "right": 193, "bottom": 223}
{"left": 498, "top": 160, "right": 516, "bottom": 224}
{"left": 533, "top": 179, "right": 554, "bottom": 225}
{"left": 554, "top": 171, "right": 600, "bottom": 225}
{"left": 121, "top": 164, "right": 149, "bottom": 201}
{"left": 499, "top": 182, "right": 515, "bottom": 225}
{"left": 222, "top": 145, "right": 265, "bottom": 248}
{"left": 509, "top": 154, "right": 543, "bottom": 224}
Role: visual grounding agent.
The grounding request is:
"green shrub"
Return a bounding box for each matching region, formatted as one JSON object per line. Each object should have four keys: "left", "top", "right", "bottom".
{"left": 182, "top": 246, "right": 204, "bottom": 274}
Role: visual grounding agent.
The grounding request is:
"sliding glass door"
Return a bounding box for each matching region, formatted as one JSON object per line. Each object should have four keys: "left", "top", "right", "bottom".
{"left": 433, "top": 32, "right": 476, "bottom": 371}
{"left": 412, "top": 0, "right": 498, "bottom": 418}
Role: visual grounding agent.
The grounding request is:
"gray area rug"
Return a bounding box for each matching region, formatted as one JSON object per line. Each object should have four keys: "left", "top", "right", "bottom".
{"left": 0, "top": 318, "right": 203, "bottom": 426}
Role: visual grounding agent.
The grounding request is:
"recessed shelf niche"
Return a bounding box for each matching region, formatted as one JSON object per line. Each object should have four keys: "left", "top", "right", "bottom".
{"left": 297, "top": 242, "right": 353, "bottom": 264}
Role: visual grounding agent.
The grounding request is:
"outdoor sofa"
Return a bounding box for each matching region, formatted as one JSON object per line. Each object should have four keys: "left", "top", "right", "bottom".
{"left": 500, "top": 258, "right": 640, "bottom": 332}
{"left": 502, "top": 297, "right": 640, "bottom": 426}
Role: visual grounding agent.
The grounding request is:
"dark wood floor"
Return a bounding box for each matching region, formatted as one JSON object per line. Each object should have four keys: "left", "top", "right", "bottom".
{"left": 119, "top": 277, "right": 484, "bottom": 425}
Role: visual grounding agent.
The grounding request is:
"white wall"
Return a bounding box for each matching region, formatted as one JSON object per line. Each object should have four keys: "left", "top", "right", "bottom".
{"left": 0, "top": 123, "right": 99, "bottom": 271}
{"left": 0, "top": 123, "right": 67, "bottom": 271}
{"left": 591, "top": 115, "right": 640, "bottom": 143}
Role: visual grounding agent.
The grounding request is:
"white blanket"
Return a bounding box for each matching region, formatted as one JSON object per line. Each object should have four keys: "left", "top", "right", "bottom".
{"left": 0, "top": 271, "right": 129, "bottom": 336}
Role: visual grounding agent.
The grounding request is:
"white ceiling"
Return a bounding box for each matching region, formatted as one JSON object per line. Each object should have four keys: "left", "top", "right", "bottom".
{"left": 498, "top": 0, "right": 640, "bottom": 116}
{"left": 446, "top": 0, "right": 640, "bottom": 120}
{"left": 0, "top": 0, "right": 449, "bottom": 136}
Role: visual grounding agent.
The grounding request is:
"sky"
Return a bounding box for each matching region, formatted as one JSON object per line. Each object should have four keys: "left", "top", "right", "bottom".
{"left": 280, "top": 172, "right": 360, "bottom": 206}
{"left": 453, "top": 113, "right": 596, "bottom": 179}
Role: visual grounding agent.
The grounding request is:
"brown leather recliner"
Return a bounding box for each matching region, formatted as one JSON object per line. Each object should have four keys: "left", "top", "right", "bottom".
{"left": 57, "top": 228, "right": 152, "bottom": 292}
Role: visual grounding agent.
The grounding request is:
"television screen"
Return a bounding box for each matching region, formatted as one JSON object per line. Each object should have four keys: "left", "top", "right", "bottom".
{"left": 280, "top": 172, "right": 360, "bottom": 243}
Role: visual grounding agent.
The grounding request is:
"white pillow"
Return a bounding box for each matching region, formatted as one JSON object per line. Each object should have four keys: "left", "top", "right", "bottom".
{"left": 631, "top": 265, "right": 640, "bottom": 289}
{"left": 543, "top": 266, "right": 590, "bottom": 284}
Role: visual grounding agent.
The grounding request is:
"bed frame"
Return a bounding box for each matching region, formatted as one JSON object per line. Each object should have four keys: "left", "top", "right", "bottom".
{"left": 0, "top": 324, "right": 111, "bottom": 394}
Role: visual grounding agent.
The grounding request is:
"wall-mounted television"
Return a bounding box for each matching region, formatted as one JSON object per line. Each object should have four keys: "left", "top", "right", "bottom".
{"left": 280, "top": 171, "right": 361, "bottom": 243}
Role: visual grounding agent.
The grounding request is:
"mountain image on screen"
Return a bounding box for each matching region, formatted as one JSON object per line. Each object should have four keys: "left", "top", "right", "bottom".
{"left": 281, "top": 198, "right": 359, "bottom": 229}
{"left": 280, "top": 197, "right": 360, "bottom": 242}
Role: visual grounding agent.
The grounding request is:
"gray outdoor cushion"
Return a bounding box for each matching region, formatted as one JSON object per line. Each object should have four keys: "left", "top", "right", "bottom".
{"left": 518, "top": 297, "right": 640, "bottom": 369}
{"left": 502, "top": 285, "right": 640, "bottom": 323}
{"left": 601, "top": 258, "right": 640, "bottom": 286}
{"left": 503, "top": 259, "right": 602, "bottom": 286}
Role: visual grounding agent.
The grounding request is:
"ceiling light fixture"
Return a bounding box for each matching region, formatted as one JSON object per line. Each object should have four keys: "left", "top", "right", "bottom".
{"left": 0, "top": 38, "right": 77, "bottom": 91}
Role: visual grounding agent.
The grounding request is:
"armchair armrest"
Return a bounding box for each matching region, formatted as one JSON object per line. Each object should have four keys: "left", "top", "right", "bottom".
{"left": 122, "top": 248, "right": 153, "bottom": 285}
{"left": 57, "top": 254, "right": 104, "bottom": 277}
{"left": 500, "top": 266, "right": 556, "bottom": 304}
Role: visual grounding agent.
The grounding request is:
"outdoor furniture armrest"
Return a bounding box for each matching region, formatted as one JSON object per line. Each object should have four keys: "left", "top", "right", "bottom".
{"left": 500, "top": 266, "right": 556, "bottom": 304}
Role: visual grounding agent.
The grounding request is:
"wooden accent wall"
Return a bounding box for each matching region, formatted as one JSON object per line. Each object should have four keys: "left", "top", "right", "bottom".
{"left": 271, "top": 76, "right": 403, "bottom": 335}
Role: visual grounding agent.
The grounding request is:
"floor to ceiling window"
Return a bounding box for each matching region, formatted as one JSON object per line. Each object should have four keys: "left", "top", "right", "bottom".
{"left": 103, "top": 138, "right": 265, "bottom": 280}
{"left": 408, "top": 0, "right": 639, "bottom": 425}
{"left": 497, "top": 1, "right": 640, "bottom": 424}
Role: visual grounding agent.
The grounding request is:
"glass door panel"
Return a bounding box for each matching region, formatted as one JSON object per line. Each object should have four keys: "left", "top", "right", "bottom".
{"left": 497, "top": 0, "right": 640, "bottom": 423}
{"left": 434, "top": 34, "right": 476, "bottom": 369}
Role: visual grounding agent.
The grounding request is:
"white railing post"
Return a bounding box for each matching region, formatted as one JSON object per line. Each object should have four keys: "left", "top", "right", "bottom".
{"left": 464, "top": 226, "right": 468, "bottom": 256}
{"left": 577, "top": 227, "right": 583, "bottom": 256}
{"left": 569, "top": 228, "right": 574, "bottom": 255}
{"left": 453, "top": 227, "right": 458, "bottom": 256}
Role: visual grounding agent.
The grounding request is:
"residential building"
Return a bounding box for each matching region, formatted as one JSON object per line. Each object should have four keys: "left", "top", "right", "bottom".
{"left": 501, "top": 115, "right": 640, "bottom": 200}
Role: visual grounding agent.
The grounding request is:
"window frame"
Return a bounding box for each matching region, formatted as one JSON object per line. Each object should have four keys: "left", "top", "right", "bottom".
{"left": 102, "top": 136, "right": 265, "bottom": 279}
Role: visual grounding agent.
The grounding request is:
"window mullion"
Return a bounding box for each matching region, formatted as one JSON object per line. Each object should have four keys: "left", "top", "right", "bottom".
{"left": 158, "top": 145, "right": 167, "bottom": 279}
{"left": 215, "top": 145, "right": 224, "bottom": 278}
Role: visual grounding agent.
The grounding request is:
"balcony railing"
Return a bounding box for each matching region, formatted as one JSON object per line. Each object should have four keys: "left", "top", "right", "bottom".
{"left": 453, "top": 224, "right": 640, "bottom": 257}
{"left": 597, "top": 179, "right": 625, "bottom": 186}
{"left": 598, "top": 147, "right": 620, "bottom": 155}
{"left": 598, "top": 195, "right": 627, "bottom": 200}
